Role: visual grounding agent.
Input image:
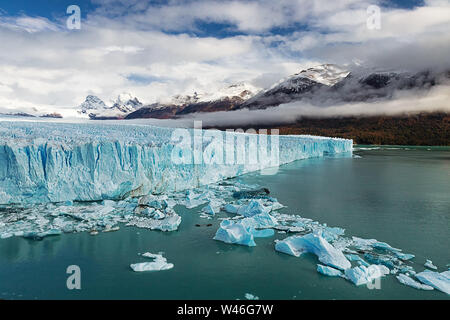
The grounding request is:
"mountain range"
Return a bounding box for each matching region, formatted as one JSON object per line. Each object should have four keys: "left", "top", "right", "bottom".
{"left": 77, "top": 64, "right": 448, "bottom": 120}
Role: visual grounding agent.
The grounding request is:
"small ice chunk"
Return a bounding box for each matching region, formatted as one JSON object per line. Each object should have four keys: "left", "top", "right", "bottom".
{"left": 288, "top": 226, "right": 304, "bottom": 233}
{"left": 130, "top": 252, "right": 173, "bottom": 272}
{"left": 317, "top": 264, "right": 343, "bottom": 277}
{"left": 399, "top": 266, "right": 416, "bottom": 275}
{"left": 275, "top": 233, "right": 351, "bottom": 270}
{"left": 424, "top": 259, "right": 438, "bottom": 270}
{"left": 364, "top": 253, "right": 396, "bottom": 269}
{"left": 202, "top": 204, "right": 216, "bottom": 216}
{"left": 240, "top": 212, "right": 278, "bottom": 229}
{"left": 213, "top": 220, "right": 256, "bottom": 247}
{"left": 224, "top": 204, "right": 239, "bottom": 214}
{"left": 396, "top": 274, "right": 434, "bottom": 291}
{"left": 344, "top": 265, "right": 390, "bottom": 286}
{"left": 395, "top": 252, "right": 415, "bottom": 261}
{"left": 415, "top": 270, "right": 450, "bottom": 294}
{"left": 345, "top": 254, "right": 369, "bottom": 267}
{"left": 316, "top": 227, "right": 345, "bottom": 242}
{"left": 245, "top": 293, "right": 259, "bottom": 300}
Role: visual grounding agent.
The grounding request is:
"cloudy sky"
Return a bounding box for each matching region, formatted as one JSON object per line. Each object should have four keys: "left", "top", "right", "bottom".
{"left": 0, "top": 0, "right": 449, "bottom": 116}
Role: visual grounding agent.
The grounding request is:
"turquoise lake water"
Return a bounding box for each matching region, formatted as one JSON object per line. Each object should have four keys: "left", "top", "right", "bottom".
{"left": 0, "top": 146, "right": 449, "bottom": 299}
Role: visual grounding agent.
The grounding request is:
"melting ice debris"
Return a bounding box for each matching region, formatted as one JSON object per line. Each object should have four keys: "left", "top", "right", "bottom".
{"left": 399, "top": 266, "right": 416, "bottom": 275}
{"left": 424, "top": 259, "right": 438, "bottom": 270}
{"left": 130, "top": 252, "right": 174, "bottom": 272}
{"left": 317, "top": 264, "right": 343, "bottom": 277}
{"left": 345, "top": 254, "right": 370, "bottom": 267}
{"left": 202, "top": 204, "right": 216, "bottom": 216}
{"left": 394, "top": 252, "right": 415, "bottom": 261}
{"left": 224, "top": 204, "right": 239, "bottom": 214}
{"left": 396, "top": 274, "right": 434, "bottom": 291}
{"left": 249, "top": 228, "right": 275, "bottom": 238}
{"left": 245, "top": 293, "right": 259, "bottom": 300}
{"left": 314, "top": 226, "right": 345, "bottom": 242}
{"left": 0, "top": 121, "right": 352, "bottom": 205}
{"left": 351, "top": 237, "right": 400, "bottom": 253}
{"left": 126, "top": 210, "right": 181, "bottom": 232}
{"left": 415, "top": 270, "right": 450, "bottom": 294}
{"left": 237, "top": 200, "right": 268, "bottom": 217}
{"left": 213, "top": 220, "right": 256, "bottom": 246}
{"left": 363, "top": 253, "right": 397, "bottom": 270}
{"left": 344, "top": 265, "right": 390, "bottom": 286}
{"left": 275, "top": 233, "right": 351, "bottom": 270}
{"left": 240, "top": 212, "right": 278, "bottom": 229}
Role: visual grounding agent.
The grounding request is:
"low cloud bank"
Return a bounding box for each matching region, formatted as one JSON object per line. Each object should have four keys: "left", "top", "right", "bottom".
{"left": 175, "top": 84, "right": 450, "bottom": 128}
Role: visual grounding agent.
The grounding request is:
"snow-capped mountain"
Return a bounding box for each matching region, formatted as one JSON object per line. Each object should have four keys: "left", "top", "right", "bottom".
{"left": 241, "top": 64, "right": 444, "bottom": 110}
{"left": 170, "top": 82, "right": 258, "bottom": 105}
{"left": 242, "top": 64, "right": 351, "bottom": 109}
{"left": 78, "top": 93, "right": 142, "bottom": 119}
{"left": 126, "top": 82, "right": 260, "bottom": 120}
{"left": 111, "top": 93, "right": 143, "bottom": 113}
{"left": 78, "top": 95, "right": 108, "bottom": 115}
{"left": 79, "top": 64, "right": 448, "bottom": 120}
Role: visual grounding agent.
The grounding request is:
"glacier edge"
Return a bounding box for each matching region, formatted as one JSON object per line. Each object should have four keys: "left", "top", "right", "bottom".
{"left": 0, "top": 121, "right": 352, "bottom": 204}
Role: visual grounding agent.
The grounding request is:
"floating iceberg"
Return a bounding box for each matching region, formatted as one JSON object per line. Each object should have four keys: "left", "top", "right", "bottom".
{"left": 345, "top": 254, "right": 369, "bottom": 267}
{"left": 344, "top": 265, "right": 390, "bottom": 286}
{"left": 415, "top": 270, "right": 450, "bottom": 294}
{"left": 250, "top": 228, "right": 275, "bottom": 238}
{"left": 237, "top": 200, "right": 268, "bottom": 217}
{"left": 213, "top": 220, "right": 256, "bottom": 246}
{"left": 240, "top": 212, "right": 278, "bottom": 229}
{"left": 202, "top": 204, "right": 216, "bottom": 216}
{"left": 396, "top": 274, "right": 434, "bottom": 291}
{"left": 245, "top": 293, "right": 259, "bottom": 300}
{"left": 130, "top": 252, "right": 174, "bottom": 272}
{"left": 317, "top": 264, "right": 343, "bottom": 277}
{"left": 394, "top": 252, "right": 415, "bottom": 261}
{"left": 424, "top": 259, "right": 438, "bottom": 270}
{"left": 0, "top": 121, "right": 352, "bottom": 205}
{"left": 275, "top": 233, "right": 351, "bottom": 270}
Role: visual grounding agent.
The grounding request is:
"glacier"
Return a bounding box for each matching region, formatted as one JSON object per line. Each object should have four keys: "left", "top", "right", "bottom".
{"left": 0, "top": 120, "right": 352, "bottom": 205}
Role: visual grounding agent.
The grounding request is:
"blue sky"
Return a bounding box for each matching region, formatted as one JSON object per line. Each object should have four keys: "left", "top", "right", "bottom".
{"left": 0, "top": 0, "right": 427, "bottom": 37}
{"left": 0, "top": 0, "right": 448, "bottom": 116}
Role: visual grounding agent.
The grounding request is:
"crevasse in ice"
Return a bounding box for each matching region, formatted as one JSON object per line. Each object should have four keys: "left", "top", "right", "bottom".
{"left": 0, "top": 121, "right": 352, "bottom": 205}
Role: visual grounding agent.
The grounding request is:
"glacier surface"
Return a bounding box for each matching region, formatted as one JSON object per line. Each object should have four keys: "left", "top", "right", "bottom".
{"left": 0, "top": 120, "right": 352, "bottom": 205}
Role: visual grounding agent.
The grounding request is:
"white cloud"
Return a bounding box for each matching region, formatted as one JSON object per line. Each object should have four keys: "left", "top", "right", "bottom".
{"left": 0, "top": 0, "right": 448, "bottom": 117}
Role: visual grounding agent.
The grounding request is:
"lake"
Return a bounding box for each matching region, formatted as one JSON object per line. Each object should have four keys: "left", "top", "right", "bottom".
{"left": 0, "top": 146, "right": 449, "bottom": 299}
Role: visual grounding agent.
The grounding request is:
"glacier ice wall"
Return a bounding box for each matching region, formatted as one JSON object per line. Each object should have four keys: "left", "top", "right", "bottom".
{"left": 0, "top": 121, "right": 352, "bottom": 204}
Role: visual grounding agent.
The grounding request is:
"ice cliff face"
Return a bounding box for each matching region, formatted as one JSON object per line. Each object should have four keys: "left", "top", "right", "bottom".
{"left": 0, "top": 121, "right": 352, "bottom": 205}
